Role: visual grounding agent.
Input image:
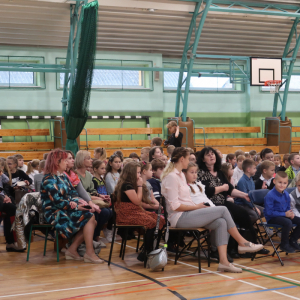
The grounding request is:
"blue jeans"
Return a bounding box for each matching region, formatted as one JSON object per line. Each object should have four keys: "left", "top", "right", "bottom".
{"left": 268, "top": 216, "right": 300, "bottom": 245}
{"left": 94, "top": 208, "right": 113, "bottom": 240}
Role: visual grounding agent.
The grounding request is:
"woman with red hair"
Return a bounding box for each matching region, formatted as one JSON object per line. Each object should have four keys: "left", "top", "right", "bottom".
{"left": 41, "top": 149, "right": 103, "bottom": 264}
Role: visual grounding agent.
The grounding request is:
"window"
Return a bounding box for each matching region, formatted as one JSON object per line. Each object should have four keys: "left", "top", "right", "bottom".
{"left": 261, "top": 75, "right": 300, "bottom": 92}
{"left": 56, "top": 58, "right": 153, "bottom": 91}
{"left": 0, "top": 56, "right": 45, "bottom": 89}
{"left": 163, "top": 62, "right": 243, "bottom": 92}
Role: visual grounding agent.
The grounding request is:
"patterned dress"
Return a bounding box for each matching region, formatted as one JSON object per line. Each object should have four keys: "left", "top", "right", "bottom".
{"left": 41, "top": 173, "right": 93, "bottom": 239}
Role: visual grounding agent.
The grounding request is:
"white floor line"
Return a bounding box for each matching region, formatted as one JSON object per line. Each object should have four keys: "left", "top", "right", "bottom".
{"left": 0, "top": 280, "right": 148, "bottom": 299}
{"left": 276, "top": 276, "right": 300, "bottom": 284}
{"left": 118, "top": 242, "right": 300, "bottom": 299}
{"left": 272, "top": 291, "right": 300, "bottom": 300}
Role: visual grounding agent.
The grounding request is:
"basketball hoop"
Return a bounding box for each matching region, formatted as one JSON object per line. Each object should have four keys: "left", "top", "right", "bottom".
{"left": 264, "top": 80, "right": 282, "bottom": 94}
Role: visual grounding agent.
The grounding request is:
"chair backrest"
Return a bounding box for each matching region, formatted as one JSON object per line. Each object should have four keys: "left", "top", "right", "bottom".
{"left": 286, "top": 187, "right": 296, "bottom": 194}
{"left": 249, "top": 189, "right": 269, "bottom": 206}
{"left": 288, "top": 179, "right": 293, "bottom": 185}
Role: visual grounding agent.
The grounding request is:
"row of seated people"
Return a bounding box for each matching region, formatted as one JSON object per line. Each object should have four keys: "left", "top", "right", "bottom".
{"left": 1, "top": 144, "right": 300, "bottom": 272}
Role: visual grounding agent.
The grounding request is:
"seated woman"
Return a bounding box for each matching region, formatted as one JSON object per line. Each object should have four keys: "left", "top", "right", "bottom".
{"left": 114, "top": 161, "right": 165, "bottom": 262}
{"left": 197, "top": 147, "right": 268, "bottom": 257}
{"left": 74, "top": 150, "right": 113, "bottom": 242}
{"left": 0, "top": 159, "right": 24, "bottom": 252}
{"left": 41, "top": 149, "right": 103, "bottom": 264}
{"left": 161, "top": 148, "right": 263, "bottom": 273}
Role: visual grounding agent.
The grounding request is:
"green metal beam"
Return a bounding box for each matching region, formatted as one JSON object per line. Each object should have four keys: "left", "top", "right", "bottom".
{"left": 175, "top": 1, "right": 202, "bottom": 118}
{"left": 280, "top": 18, "right": 300, "bottom": 121}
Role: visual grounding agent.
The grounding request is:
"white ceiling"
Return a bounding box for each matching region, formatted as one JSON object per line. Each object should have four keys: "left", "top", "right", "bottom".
{"left": 1, "top": 0, "right": 300, "bottom": 58}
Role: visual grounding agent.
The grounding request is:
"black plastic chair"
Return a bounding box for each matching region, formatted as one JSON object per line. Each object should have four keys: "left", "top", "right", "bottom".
{"left": 108, "top": 196, "right": 146, "bottom": 267}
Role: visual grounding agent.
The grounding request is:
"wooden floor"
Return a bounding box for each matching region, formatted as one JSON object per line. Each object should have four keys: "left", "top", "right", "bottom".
{"left": 1, "top": 233, "right": 300, "bottom": 300}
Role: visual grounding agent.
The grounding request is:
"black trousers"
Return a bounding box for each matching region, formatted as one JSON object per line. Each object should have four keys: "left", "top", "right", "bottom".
{"left": 224, "top": 201, "right": 258, "bottom": 251}
{"left": 0, "top": 196, "right": 16, "bottom": 244}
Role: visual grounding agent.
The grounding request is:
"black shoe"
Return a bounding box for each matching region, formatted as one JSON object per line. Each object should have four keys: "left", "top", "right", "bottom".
{"left": 280, "top": 244, "right": 295, "bottom": 253}
{"left": 289, "top": 240, "right": 300, "bottom": 251}
{"left": 210, "top": 250, "right": 219, "bottom": 261}
{"left": 257, "top": 248, "right": 270, "bottom": 255}
{"left": 229, "top": 249, "right": 240, "bottom": 259}
{"left": 239, "top": 253, "right": 254, "bottom": 258}
{"left": 6, "top": 245, "right": 25, "bottom": 252}
{"left": 137, "top": 251, "right": 147, "bottom": 262}
{"left": 227, "top": 253, "right": 234, "bottom": 263}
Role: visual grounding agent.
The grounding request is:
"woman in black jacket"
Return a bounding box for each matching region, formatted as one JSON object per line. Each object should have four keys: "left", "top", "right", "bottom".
{"left": 197, "top": 147, "right": 268, "bottom": 257}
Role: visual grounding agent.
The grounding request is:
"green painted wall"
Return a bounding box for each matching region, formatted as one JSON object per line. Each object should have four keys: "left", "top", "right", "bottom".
{"left": 0, "top": 45, "right": 300, "bottom": 142}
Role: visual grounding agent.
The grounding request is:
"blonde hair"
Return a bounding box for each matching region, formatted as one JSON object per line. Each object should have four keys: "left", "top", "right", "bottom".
{"left": 166, "top": 121, "right": 177, "bottom": 128}
{"left": 139, "top": 161, "right": 153, "bottom": 205}
{"left": 161, "top": 147, "right": 190, "bottom": 180}
{"left": 182, "top": 162, "right": 202, "bottom": 193}
{"left": 141, "top": 147, "right": 151, "bottom": 153}
{"left": 123, "top": 158, "right": 134, "bottom": 167}
{"left": 94, "top": 147, "right": 107, "bottom": 160}
{"left": 236, "top": 155, "right": 245, "bottom": 162}
{"left": 75, "top": 150, "right": 90, "bottom": 169}
{"left": 167, "top": 145, "right": 175, "bottom": 155}
{"left": 26, "top": 159, "right": 40, "bottom": 175}
{"left": 0, "top": 158, "right": 12, "bottom": 185}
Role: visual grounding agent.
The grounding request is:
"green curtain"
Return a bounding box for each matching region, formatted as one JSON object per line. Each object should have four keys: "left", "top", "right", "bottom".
{"left": 65, "top": 0, "right": 98, "bottom": 155}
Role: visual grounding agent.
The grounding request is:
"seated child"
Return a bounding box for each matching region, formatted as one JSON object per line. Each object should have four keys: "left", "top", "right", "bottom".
{"left": 274, "top": 154, "right": 282, "bottom": 169}
{"left": 255, "top": 161, "right": 275, "bottom": 190}
{"left": 94, "top": 147, "right": 107, "bottom": 165}
{"left": 129, "top": 152, "right": 140, "bottom": 162}
{"left": 232, "top": 155, "right": 245, "bottom": 186}
{"left": 289, "top": 172, "right": 300, "bottom": 218}
{"left": 140, "top": 147, "right": 151, "bottom": 162}
{"left": 226, "top": 153, "right": 236, "bottom": 169}
{"left": 140, "top": 161, "right": 159, "bottom": 211}
{"left": 253, "top": 148, "right": 276, "bottom": 181}
{"left": 92, "top": 160, "right": 109, "bottom": 196}
{"left": 167, "top": 145, "right": 175, "bottom": 162}
{"left": 161, "top": 154, "right": 168, "bottom": 165}
{"left": 147, "top": 159, "right": 165, "bottom": 201}
{"left": 253, "top": 154, "right": 261, "bottom": 167}
{"left": 279, "top": 153, "right": 290, "bottom": 172}
{"left": 285, "top": 153, "right": 300, "bottom": 180}
{"left": 26, "top": 159, "right": 40, "bottom": 190}
{"left": 34, "top": 160, "right": 45, "bottom": 192}
{"left": 183, "top": 162, "right": 215, "bottom": 207}
{"left": 151, "top": 137, "right": 163, "bottom": 147}
{"left": 221, "top": 162, "right": 235, "bottom": 202}
{"left": 164, "top": 121, "right": 183, "bottom": 148}
{"left": 249, "top": 150, "right": 257, "bottom": 159}
{"left": 14, "top": 154, "right": 27, "bottom": 173}
{"left": 264, "top": 171, "right": 300, "bottom": 253}
{"left": 235, "top": 159, "right": 264, "bottom": 223}
{"left": 244, "top": 153, "right": 250, "bottom": 159}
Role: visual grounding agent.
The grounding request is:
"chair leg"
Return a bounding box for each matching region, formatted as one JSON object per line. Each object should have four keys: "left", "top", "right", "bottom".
{"left": 136, "top": 231, "right": 141, "bottom": 253}
{"left": 196, "top": 232, "right": 201, "bottom": 273}
{"left": 207, "top": 232, "right": 210, "bottom": 268}
{"left": 44, "top": 227, "right": 49, "bottom": 256}
{"left": 122, "top": 229, "right": 128, "bottom": 260}
{"left": 26, "top": 225, "right": 33, "bottom": 262}
{"left": 108, "top": 225, "right": 117, "bottom": 266}
{"left": 174, "top": 231, "right": 181, "bottom": 265}
{"left": 56, "top": 230, "right": 59, "bottom": 262}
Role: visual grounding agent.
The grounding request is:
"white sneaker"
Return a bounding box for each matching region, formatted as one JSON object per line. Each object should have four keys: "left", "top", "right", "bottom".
{"left": 103, "top": 228, "right": 113, "bottom": 242}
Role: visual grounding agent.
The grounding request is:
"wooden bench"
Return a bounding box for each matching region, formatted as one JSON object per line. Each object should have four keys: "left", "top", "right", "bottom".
{"left": 194, "top": 126, "right": 277, "bottom": 154}
{"left": 80, "top": 127, "right": 162, "bottom": 150}
{"left": 0, "top": 129, "right": 52, "bottom": 161}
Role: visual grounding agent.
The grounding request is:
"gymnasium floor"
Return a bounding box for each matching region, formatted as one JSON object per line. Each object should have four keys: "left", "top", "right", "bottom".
{"left": 1, "top": 234, "right": 300, "bottom": 300}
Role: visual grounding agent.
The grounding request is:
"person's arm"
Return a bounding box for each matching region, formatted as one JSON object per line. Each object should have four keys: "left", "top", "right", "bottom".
{"left": 175, "top": 126, "right": 180, "bottom": 138}
{"left": 264, "top": 195, "right": 286, "bottom": 219}
{"left": 19, "top": 170, "right": 33, "bottom": 184}
{"left": 231, "top": 189, "right": 250, "bottom": 203}
{"left": 105, "top": 173, "right": 115, "bottom": 195}
{"left": 124, "top": 186, "right": 143, "bottom": 205}
{"left": 76, "top": 181, "right": 92, "bottom": 202}
{"left": 289, "top": 194, "right": 300, "bottom": 218}
{"left": 1, "top": 173, "right": 9, "bottom": 184}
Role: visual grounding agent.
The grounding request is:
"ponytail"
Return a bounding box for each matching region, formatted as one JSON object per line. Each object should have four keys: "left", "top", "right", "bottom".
{"left": 26, "top": 159, "right": 40, "bottom": 175}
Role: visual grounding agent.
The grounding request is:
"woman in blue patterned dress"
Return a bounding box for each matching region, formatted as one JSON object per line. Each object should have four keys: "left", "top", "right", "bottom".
{"left": 41, "top": 149, "right": 103, "bottom": 264}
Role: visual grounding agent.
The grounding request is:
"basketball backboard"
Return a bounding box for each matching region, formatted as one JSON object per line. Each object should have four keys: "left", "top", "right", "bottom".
{"left": 250, "top": 57, "right": 282, "bottom": 86}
